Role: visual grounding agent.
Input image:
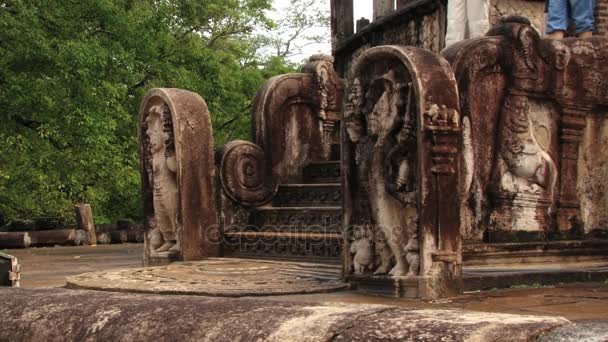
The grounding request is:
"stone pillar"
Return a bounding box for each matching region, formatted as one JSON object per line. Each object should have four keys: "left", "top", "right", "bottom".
{"left": 330, "top": 0, "right": 354, "bottom": 50}
{"left": 556, "top": 106, "right": 588, "bottom": 231}
{"left": 374, "top": 0, "right": 394, "bottom": 20}
{"left": 396, "top": 0, "right": 410, "bottom": 9}
{"left": 595, "top": 0, "right": 608, "bottom": 36}
{"left": 74, "top": 203, "right": 96, "bottom": 246}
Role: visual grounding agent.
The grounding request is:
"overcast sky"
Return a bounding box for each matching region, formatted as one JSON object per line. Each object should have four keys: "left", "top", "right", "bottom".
{"left": 269, "top": 0, "right": 373, "bottom": 62}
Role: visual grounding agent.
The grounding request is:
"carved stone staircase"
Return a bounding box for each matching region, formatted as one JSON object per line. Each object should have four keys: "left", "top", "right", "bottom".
{"left": 222, "top": 160, "right": 344, "bottom": 263}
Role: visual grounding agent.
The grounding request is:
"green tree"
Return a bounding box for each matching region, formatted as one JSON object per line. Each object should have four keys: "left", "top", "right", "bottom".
{"left": 0, "top": 0, "right": 295, "bottom": 223}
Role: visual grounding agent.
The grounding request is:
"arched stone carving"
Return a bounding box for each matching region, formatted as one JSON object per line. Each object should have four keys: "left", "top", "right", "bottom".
{"left": 343, "top": 45, "right": 462, "bottom": 299}
{"left": 252, "top": 55, "right": 344, "bottom": 183}
{"left": 139, "top": 88, "right": 218, "bottom": 265}
{"left": 219, "top": 140, "right": 276, "bottom": 207}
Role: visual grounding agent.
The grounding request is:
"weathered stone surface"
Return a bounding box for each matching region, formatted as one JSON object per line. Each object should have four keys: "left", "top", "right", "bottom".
{"left": 216, "top": 57, "right": 345, "bottom": 262}
{"left": 489, "top": 0, "right": 546, "bottom": 35}
{"left": 251, "top": 55, "right": 343, "bottom": 184}
{"left": 334, "top": 0, "right": 447, "bottom": 77}
{"left": 342, "top": 45, "right": 462, "bottom": 299}
{"left": 373, "top": 0, "right": 393, "bottom": 20}
{"left": 0, "top": 287, "right": 570, "bottom": 342}
{"left": 139, "top": 88, "right": 218, "bottom": 264}
{"left": 539, "top": 322, "right": 608, "bottom": 342}
{"left": 66, "top": 258, "right": 347, "bottom": 296}
{"left": 218, "top": 140, "right": 275, "bottom": 207}
{"left": 73, "top": 204, "right": 96, "bottom": 246}
{"left": 330, "top": 0, "right": 354, "bottom": 50}
{"left": 442, "top": 17, "right": 608, "bottom": 241}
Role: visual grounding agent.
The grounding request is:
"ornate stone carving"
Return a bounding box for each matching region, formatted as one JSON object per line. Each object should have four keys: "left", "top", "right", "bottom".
{"left": 343, "top": 45, "right": 462, "bottom": 299}
{"left": 345, "top": 67, "right": 418, "bottom": 277}
{"left": 495, "top": 95, "right": 557, "bottom": 197}
{"left": 219, "top": 140, "right": 276, "bottom": 207}
{"left": 349, "top": 226, "right": 375, "bottom": 274}
{"left": 253, "top": 55, "right": 344, "bottom": 183}
{"left": 144, "top": 103, "right": 180, "bottom": 255}
{"left": 443, "top": 15, "right": 608, "bottom": 239}
{"left": 139, "top": 88, "right": 219, "bottom": 264}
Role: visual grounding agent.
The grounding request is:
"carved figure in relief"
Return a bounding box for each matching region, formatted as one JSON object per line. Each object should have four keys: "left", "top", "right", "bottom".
{"left": 497, "top": 95, "right": 557, "bottom": 197}
{"left": 404, "top": 217, "right": 420, "bottom": 276}
{"left": 349, "top": 227, "right": 375, "bottom": 274}
{"left": 424, "top": 104, "right": 460, "bottom": 128}
{"left": 344, "top": 76, "right": 367, "bottom": 165}
{"left": 373, "top": 232, "right": 394, "bottom": 275}
{"left": 345, "top": 69, "right": 419, "bottom": 277}
{"left": 145, "top": 104, "right": 180, "bottom": 254}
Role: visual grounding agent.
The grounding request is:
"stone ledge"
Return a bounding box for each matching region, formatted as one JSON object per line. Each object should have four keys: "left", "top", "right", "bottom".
{"left": 0, "top": 288, "right": 569, "bottom": 341}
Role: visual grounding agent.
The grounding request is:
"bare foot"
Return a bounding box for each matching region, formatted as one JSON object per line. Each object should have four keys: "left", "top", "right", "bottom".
{"left": 168, "top": 241, "right": 180, "bottom": 252}
{"left": 389, "top": 263, "right": 408, "bottom": 277}
{"left": 156, "top": 241, "right": 175, "bottom": 253}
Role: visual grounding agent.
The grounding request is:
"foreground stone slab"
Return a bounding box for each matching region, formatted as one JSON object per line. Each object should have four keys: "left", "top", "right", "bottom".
{"left": 66, "top": 258, "right": 348, "bottom": 296}
{"left": 0, "top": 288, "right": 568, "bottom": 341}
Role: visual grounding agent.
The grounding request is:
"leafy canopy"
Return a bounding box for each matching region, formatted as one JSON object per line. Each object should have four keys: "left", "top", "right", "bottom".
{"left": 0, "top": 0, "right": 299, "bottom": 223}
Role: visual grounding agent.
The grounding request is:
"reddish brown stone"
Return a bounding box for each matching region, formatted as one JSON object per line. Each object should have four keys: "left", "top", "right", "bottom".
{"left": 442, "top": 16, "right": 608, "bottom": 240}
{"left": 0, "top": 288, "right": 569, "bottom": 342}
{"left": 252, "top": 55, "right": 344, "bottom": 184}
{"left": 139, "top": 89, "right": 218, "bottom": 264}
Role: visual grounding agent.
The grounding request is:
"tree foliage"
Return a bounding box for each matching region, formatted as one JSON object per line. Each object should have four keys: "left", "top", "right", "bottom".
{"left": 257, "top": 0, "right": 330, "bottom": 59}
{"left": 0, "top": 0, "right": 299, "bottom": 223}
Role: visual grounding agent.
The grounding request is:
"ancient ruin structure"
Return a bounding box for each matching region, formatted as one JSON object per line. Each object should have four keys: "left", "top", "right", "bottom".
{"left": 218, "top": 55, "right": 344, "bottom": 261}
{"left": 443, "top": 16, "right": 608, "bottom": 245}
{"left": 342, "top": 46, "right": 462, "bottom": 298}
{"left": 134, "top": 0, "right": 608, "bottom": 298}
{"left": 139, "top": 89, "right": 218, "bottom": 265}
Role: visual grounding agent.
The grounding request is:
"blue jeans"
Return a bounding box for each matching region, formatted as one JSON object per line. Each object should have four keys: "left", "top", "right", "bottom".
{"left": 546, "top": 0, "right": 596, "bottom": 34}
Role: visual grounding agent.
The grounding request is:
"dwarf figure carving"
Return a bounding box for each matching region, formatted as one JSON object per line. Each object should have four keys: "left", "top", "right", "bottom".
{"left": 350, "top": 236, "right": 375, "bottom": 274}
{"left": 145, "top": 104, "right": 180, "bottom": 254}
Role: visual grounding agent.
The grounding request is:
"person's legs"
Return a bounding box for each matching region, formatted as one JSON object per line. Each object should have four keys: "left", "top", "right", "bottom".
{"left": 446, "top": 0, "right": 467, "bottom": 47}
{"left": 570, "top": 0, "right": 596, "bottom": 37}
{"left": 546, "top": 0, "right": 569, "bottom": 39}
{"left": 467, "top": 0, "right": 490, "bottom": 39}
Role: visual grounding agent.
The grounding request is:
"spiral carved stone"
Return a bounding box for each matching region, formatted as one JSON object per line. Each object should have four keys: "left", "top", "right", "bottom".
{"left": 220, "top": 140, "right": 275, "bottom": 206}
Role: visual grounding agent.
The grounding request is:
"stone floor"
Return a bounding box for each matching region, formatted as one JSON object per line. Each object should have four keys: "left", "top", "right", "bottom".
{"left": 2, "top": 243, "right": 143, "bottom": 288}
{"left": 3, "top": 244, "right": 608, "bottom": 322}
{"left": 3, "top": 244, "right": 608, "bottom": 340}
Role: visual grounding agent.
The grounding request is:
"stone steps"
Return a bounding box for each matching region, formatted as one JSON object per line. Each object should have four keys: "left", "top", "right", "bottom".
{"left": 272, "top": 183, "right": 342, "bottom": 207}
{"left": 225, "top": 160, "right": 343, "bottom": 262}
{"left": 302, "top": 161, "right": 341, "bottom": 184}
{"left": 249, "top": 206, "right": 342, "bottom": 233}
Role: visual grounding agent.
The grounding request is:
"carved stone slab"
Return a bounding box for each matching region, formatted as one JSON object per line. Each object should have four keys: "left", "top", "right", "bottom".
{"left": 442, "top": 16, "right": 608, "bottom": 242}
{"left": 343, "top": 45, "right": 462, "bottom": 299}
{"left": 252, "top": 55, "right": 344, "bottom": 183}
{"left": 139, "top": 88, "right": 218, "bottom": 265}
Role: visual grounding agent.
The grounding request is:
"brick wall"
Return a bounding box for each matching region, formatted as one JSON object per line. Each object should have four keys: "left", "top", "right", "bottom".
{"left": 596, "top": 0, "right": 608, "bottom": 36}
